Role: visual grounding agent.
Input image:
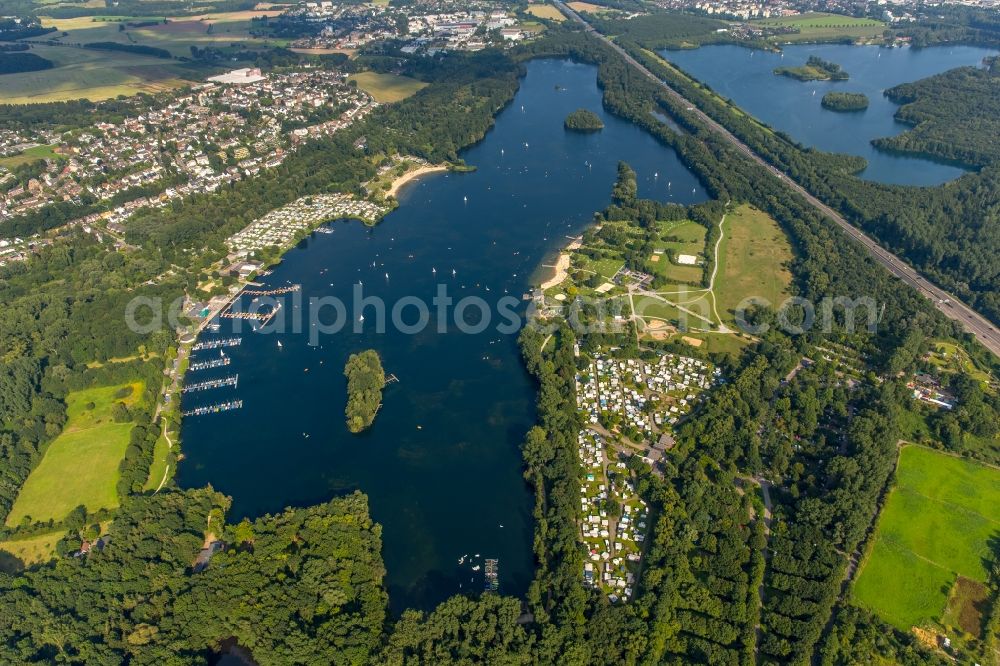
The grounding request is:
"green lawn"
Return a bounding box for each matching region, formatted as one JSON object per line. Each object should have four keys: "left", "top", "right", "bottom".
{"left": 0, "top": 144, "right": 62, "bottom": 169}
{"left": 0, "top": 530, "right": 64, "bottom": 573}
{"left": 143, "top": 430, "right": 172, "bottom": 491}
{"left": 654, "top": 220, "right": 706, "bottom": 284}
{"left": 754, "top": 12, "right": 885, "bottom": 43}
{"left": 349, "top": 71, "right": 427, "bottom": 103}
{"left": 853, "top": 446, "right": 1000, "bottom": 631}
{"left": 6, "top": 382, "right": 144, "bottom": 526}
{"left": 714, "top": 204, "right": 793, "bottom": 327}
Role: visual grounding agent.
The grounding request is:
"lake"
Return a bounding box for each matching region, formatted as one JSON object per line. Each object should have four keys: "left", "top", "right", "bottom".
{"left": 661, "top": 43, "right": 997, "bottom": 185}
{"left": 178, "top": 59, "right": 705, "bottom": 613}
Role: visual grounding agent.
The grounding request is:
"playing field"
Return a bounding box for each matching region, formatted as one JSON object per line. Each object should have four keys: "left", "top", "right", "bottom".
{"left": 0, "top": 144, "right": 61, "bottom": 169}
{"left": 0, "top": 44, "right": 198, "bottom": 103}
{"left": 655, "top": 220, "right": 706, "bottom": 284}
{"left": 349, "top": 71, "right": 427, "bottom": 103}
{"left": 754, "top": 12, "right": 885, "bottom": 43}
{"left": 6, "top": 382, "right": 144, "bottom": 526}
{"left": 714, "top": 205, "right": 793, "bottom": 326}
{"left": 853, "top": 446, "right": 1000, "bottom": 632}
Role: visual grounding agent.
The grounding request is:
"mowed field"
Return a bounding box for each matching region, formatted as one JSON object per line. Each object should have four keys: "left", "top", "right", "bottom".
{"left": 0, "top": 531, "right": 64, "bottom": 573}
{"left": 853, "top": 446, "right": 1000, "bottom": 633}
{"left": 754, "top": 12, "right": 885, "bottom": 43}
{"left": 714, "top": 204, "right": 793, "bottom": 326}
{"left": 349, "top": 71, "right": 427, "bottom": 103}
{"left": 0, "top": 44, "right": 196, "bottom": 103}
{"left": 6, "top": 382, "right": 144, "bottom": 526}
{"left": 526, "top": 3, "right": 565, "bottom": 21}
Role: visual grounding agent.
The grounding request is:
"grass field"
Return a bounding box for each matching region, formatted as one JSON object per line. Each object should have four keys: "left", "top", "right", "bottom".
{"left": 143, "top": 430, "right": 172, "bottom": 491}
{"left": 526, "top": 3, "right": 565, "bottom": 21}
{"left": 6, "top": 382, "right": 144, "bottom": 526}
{"left": 0, "top": 44, "right": 198, "bottom": 103}
{"left": 0, "top": 531, "right": 64, "bottom": 573}
{"left": 754, "top": 12, "right": 885, "bottom": 43}
{"left": 714, "top": 205, "right": 793, "bottom": 326}
{"left": 854, "top": 446, "right": 1000, "bottom": 632}
{"left": 655, "top": 220, "right": 706, "bottom": 284}
{"left": 349, "top": 71, "right": 427, "bottom": 103}
{"left": 0, "top": 144, "right": 61, "bottom": 169}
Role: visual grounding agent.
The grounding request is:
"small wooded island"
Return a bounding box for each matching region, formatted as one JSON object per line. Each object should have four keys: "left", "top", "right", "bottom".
{"left": 344, "top": 350, "right": 386, "bottom": 433}
{"left": 775, "top": 56, "right": 849, "bottom": 81}
{"left": 821, "top": 91, "right": 869, "bottom": 111}
{"left": 564, "top": 108, "right": 604, "bottom": 132}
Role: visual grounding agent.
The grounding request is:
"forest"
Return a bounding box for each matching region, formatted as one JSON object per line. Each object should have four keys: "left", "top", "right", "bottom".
{"left": 821, "top": 91, "right": 869, "bottom": 112}
{"left": 0, "top": 52, "right": 53, "bottom": 75}
{"left": 564, "top": 108, "right": 604, "bottom": 132}
{"left": 344, "top": 350, "right": 386, "bottom": 434}
{"left": 0, "top": 19, "right": 997, "bottom": 666}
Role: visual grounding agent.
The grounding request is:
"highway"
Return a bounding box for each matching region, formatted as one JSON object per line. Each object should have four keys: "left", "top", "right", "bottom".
{"left": 552, "top": 0, "right": 1000, "bottom": 358}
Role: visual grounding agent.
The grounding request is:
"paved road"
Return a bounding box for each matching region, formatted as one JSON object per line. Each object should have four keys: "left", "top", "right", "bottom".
{"left": 553, "top": 0, "right": 1000, "bottom": 358}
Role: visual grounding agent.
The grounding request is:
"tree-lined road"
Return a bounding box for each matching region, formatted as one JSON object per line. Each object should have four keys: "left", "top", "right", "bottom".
{"left": 552, "top": 0, "right": 1000, "bottom": 358}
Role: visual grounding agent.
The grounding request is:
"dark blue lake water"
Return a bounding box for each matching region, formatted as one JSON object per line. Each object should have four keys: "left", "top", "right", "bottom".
{"left": 178, "top": 59, "right": 705, "bottom": 613}
{"left": 662, "top": 43, "right": 997, "bottom": 185}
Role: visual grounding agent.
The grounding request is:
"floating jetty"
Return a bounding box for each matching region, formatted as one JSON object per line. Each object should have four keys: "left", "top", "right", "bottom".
{"left": 192, "top": 337, "right": 241, "bottom": 351}
{"left": 242, "top": 285, "right": 301, "bottom": 296}
{"left": 182, "top": 399, "right": 242, "bottom": 417}
{"left": 190, "top": 357, "right": 231, "bottom": 372}
{"left": 484, "top": 559, "right": 499, "bottom": 593}
{"left": 182, "top": 374, "right": 239, "bottom": 393}
{"left": 220, "top": 302, "right": 281, "bottom": 325}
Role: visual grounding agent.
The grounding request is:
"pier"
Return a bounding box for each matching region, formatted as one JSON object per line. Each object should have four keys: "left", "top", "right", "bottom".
{"left": 484, "top": 559, "right": 499, "bottom": 593}
{"left": 182, "top": 399, "right": 243, "bottom": 417}
{"left": 182, "top": 375, "right": 239, "bottom": 393}
{"left": 191, "top": 337, "right": 242, "bottom": 351}
{"left": 189, "top": 357, "right": 231, "bottom": 372}
{"left": 242, "top": 284, "right": 301, "bottom": 296}
{"left": 220, "top": 302, "right": 281, "bottom": 325}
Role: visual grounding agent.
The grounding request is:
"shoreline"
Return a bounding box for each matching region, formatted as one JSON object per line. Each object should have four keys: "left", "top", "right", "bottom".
{"left": 538, "top": 237, "right": 582, "bottom": 291}
{"left": 387, "top": 165, "right": 451, "bottom": 198}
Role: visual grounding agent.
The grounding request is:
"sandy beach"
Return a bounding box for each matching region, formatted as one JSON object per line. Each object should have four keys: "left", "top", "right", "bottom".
{"left": 387, "top": 165, "right": 450, "bottom": 198}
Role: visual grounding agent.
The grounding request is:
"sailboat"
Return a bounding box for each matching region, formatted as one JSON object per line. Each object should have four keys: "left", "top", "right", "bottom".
{"left": 432, "top": 267, "right": 437, "bottom": 274}
{"left": 359, "top": 314, "right": 365, "bottom": 322}
{"left": 277, "top": 340, "right": 283, "bottom": 349}
{"left": 452, "top": 269, "right": 457, "bottom": 277}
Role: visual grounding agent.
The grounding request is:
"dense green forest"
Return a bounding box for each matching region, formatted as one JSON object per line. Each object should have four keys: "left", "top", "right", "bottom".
{"left": 0, "top": 52, "right": 53, "bottom": 75}
{"left": 564, "top": 108, "right": 604, "bottom": 132}
{"left": 0, "top": 20, "right": 997, "bottom": 665}
{"left": 344, "top": 350, "right": 386, "bottom": 433}
{"left": 821, "top": 91, "right": 869, "bottom": 112}
{"left": 872, "top": 57, "right": 1000, "bottom": 167}
{"left": 774, "top": 56, "right": 849, "bottom": 81}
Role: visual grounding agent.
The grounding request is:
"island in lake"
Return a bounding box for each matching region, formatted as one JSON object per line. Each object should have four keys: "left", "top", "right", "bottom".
{"left": 775, "top": 55, "right": 849, "bottom": 81}
{"left": 344, "top": 350, "right": 386, "bottom": 433}
{"left": 821, "top": 91, "right": 869, "bottom": 111}
{"left": 564, "top": 108, "right": 604, "bottom": 132}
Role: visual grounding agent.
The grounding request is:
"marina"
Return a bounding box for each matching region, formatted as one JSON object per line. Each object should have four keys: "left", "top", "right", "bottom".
{"left": 182, "top": 400, "right": 243, "bottom": 417}
{"left": 484, "top": 559, "right": 499, "bottom": 593}
{"left": 191, "top": 337, "right": 242, "bottom": 351}
{"left": 182, "top": 375, "right": 239, "bottom": 393}
{"left": 189, "top": 356, "right": 232, "bottom": 372}
{"left": 242, "top": 285, "right": 301, "bottom": 296}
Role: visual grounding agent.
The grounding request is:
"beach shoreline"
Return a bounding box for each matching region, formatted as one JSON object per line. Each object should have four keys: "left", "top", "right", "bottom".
{"left": 387, "top": 165, "right": 450, "bottom": 198}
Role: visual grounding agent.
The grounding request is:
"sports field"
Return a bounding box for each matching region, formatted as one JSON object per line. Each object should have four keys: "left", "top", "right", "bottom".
{"left": 655, "top": 220, "right": 706, "bottom": 284}
{"left": 754, "top": 12, "right": 885, "bottom": 43}
{"left": 0, "top": 144, "right": 61, "bottom": 169}
{"left": 714, "top": 205, "right": 793, "bottom": 326}
{"left": 6, "top": 382, "right": 144, "bottom": 526}
{"left": 349, "top": 71, "right": 427, "bottom": 103}
{"left": 853, "top": 446, "right": 1000, "bottom": 632}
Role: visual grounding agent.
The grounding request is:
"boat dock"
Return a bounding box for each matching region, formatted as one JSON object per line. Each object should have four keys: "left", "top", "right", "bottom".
{"left": 220, "top": 302, "right": 281, "bottom": 325}
{"left": 182, "top": 374, "right": 238, "bottom": 393}
{"left": 190, "top": 357, "right": 231, "bottom": 372}
{"left": 484, "top": 559, "right": 499, "bottom": 593}
{"left": 242, "top": 285, "right": 301, "bottom": 296}
{"left": 191, "top": 337, "right": 241, "bottom": 351}
{"left": 182, "top": 399, "right": 243, "bottom": 417}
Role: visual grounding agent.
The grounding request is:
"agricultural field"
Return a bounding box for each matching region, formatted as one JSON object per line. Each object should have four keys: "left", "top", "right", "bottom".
{"left": 754, "top": 12, "right": 886, "bottom": 43}
{"left": 349, "top": 71, "right": 427, "bottom": 103}
{"left": 853, "top": 446, "right": 1000, "bottom": 636}
{"left": 0, "top": 44, "right": 199, "bottom": 103}
{"left": 714, "top": 204, "right": 793, "bottom": 327}
{"left": 6, "top": 382, "right": 145, "bottom": 526}
{"left": 567, "top": 1, "right": 611, "bottom": 14}
{"left": 525, "top": 3, "right": 565, "bottom": 21}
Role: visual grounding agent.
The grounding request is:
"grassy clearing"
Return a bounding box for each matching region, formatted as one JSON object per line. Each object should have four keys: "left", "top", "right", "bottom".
{"left": 714, "top": 204, "right": 793, "bottom": 327}
{"left": 0, "top": 44, "right": 196, "bottom": 103}
{"left": 143, "top": 431, "right": 172, "bottom": 491}
{"left": 754, "top": 12, "right": 885, "bottom": 43}
{"left": 0, "top": 144, "right": 61, "bottom": 169}
{"left": 853, "top": 446, "right": 1000, "bottom": 632}
{"left": 6, "top": 382, "right": 144, "bottom": 527}
{"left": 654, "top": 220, "right": 706, "bottom": 284}
{"left": 349, "top": 71, "right": 427, "bottom": 103}
{"left": 526, "top": 3, "right": 565, "bottom": 21}
{"left": 0, "top": 531, "right": 64, "bottom": 572}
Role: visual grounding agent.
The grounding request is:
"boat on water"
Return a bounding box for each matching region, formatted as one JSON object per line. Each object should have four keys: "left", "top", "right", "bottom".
{"left": 484, "top": 559, "right": 499, "bottom": 593}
